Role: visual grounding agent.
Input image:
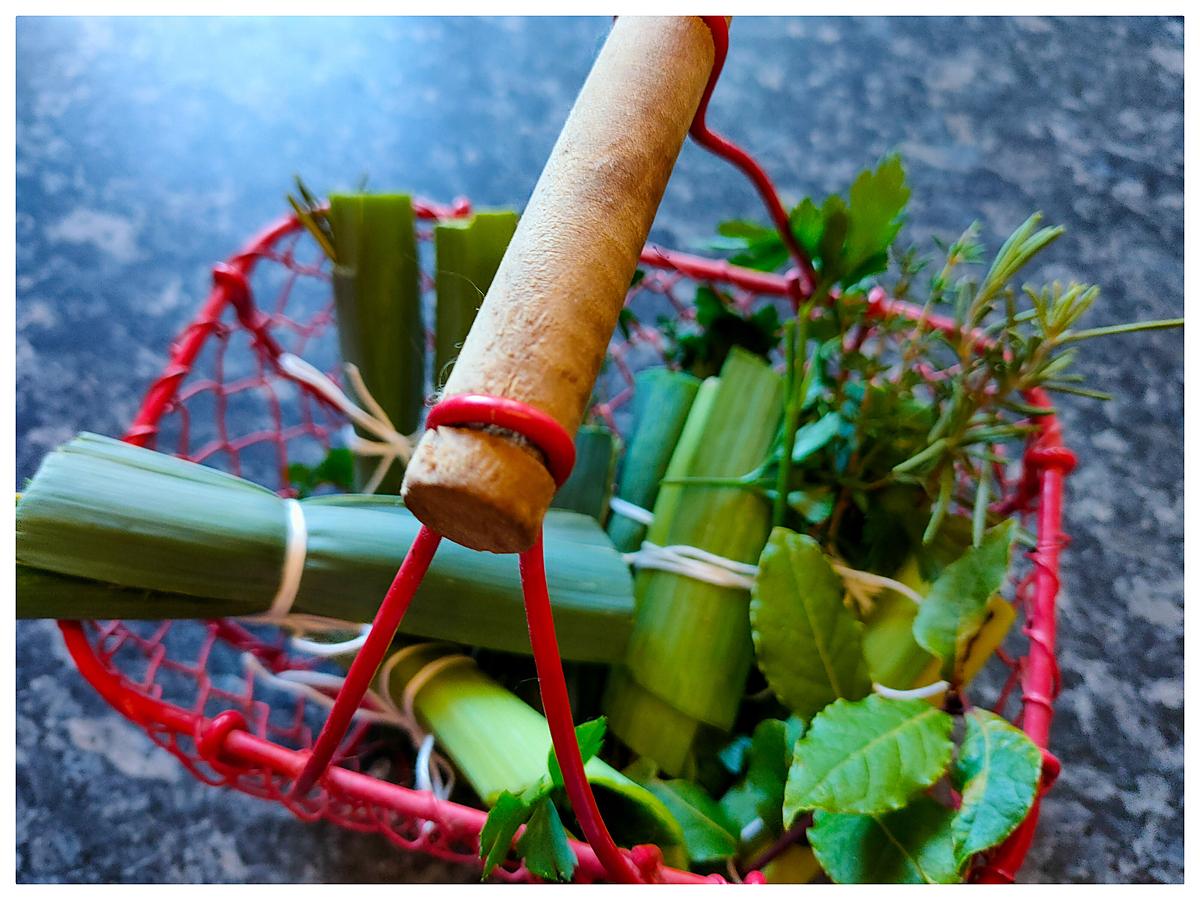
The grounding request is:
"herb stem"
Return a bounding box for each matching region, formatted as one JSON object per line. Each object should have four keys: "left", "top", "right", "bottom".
{"left": 744, "top": 815, "right": 812, "bottom": 874}
{"left": 772, "top": 313, "right": 808, "bottom": 526}
{"left": 1059, "top": 318, "right": 1184, "bottom": 343}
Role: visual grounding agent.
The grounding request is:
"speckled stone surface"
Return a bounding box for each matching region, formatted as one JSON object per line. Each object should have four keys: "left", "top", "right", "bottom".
{"left": 16, "top": 16, "right": 1183, "bottom": 884}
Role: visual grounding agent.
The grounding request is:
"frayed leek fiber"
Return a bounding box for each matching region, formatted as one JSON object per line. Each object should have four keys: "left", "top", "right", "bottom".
{"left": 607, "top": 348, "right": 784, "bottom": 772}
{"left": 434, "top": 211, "right": 519, "bottom": 386}
{"left": 386, "top": 644, "right": 685, "bottom": 861}
{"left": 606, "top": 368, "right": 701, "bottom": 553}
{"left": 329, "top": 193, "right": 424, "bottom": 494}
{"left": 16, "top": 433, "right": 633, "bottom": 663}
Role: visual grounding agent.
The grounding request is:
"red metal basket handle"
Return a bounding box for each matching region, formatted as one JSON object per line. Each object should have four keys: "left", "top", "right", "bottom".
{"left": 289, "top": 391, "right": 642, "bottom": 882}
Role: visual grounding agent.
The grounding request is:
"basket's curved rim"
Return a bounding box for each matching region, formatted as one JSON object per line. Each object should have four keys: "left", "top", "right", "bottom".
{"left": 54, "top": 208, "right": 1073, "bottom": 885}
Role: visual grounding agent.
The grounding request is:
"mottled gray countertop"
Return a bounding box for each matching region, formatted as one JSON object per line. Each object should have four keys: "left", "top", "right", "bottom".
{"left": 16, "top": 16, "right": 1183, "bottom": 884}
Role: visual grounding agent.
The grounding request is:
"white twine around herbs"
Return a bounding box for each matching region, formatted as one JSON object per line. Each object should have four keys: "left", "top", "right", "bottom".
{"left": 872, "top": 680, "right": 950, "bottom": 701}
{"left": 277, "top": 352, "right": 413, "bottom": 495}
{"left": 608, "top": 496, "right": 655, "bottom": 526}
{"left": 242, "top": 497, "right": 373, "bottom": 655}
{"left": 240, "top": 652, "right": 455, "bottom": 801}
{"left": 623, "top": 511, "right": 936, "bottom": 699}
{"left": 830, "top": 562, "right": 926, "bottom": 610}
{"left": 267, "top": 498, "right": 308, "bottom": 620}
{"left": 624, "top": 541, "right": 759, "bottom": 591}
{"left": 622, "top": 510, "right": 925, "bottom": 607}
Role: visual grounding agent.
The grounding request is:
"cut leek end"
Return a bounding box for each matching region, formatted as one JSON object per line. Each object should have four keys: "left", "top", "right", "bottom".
{"left": 604, "top": 666, "right": 702, "bottom": 777}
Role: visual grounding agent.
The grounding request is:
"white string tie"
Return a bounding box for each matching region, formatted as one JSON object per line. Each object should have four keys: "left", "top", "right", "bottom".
{"left": 620, "top": 510, "right": 927, "bottom": 612}
{"left": 278, "top": 352, "right": 414, "bottom": 494}
{"left": 241, "top": 652, "right": 455, "bottom": 800}
{"left": 400, "top": 654, "right": 477, "bottom": 726}
{"left": 608, "top": 496, "right": 655, "bottom": 526}
{"left": 288, "top": 622, "right": 371, "bottom": 657}
{"left": 243, "top": 500, "right": 370, "bottom": 650}
{"left": 831, "top": 562, "right": 926, "bottom": 609}
{"left": 268, "top": 499, "right": 307, "bottom": 620}
{"left": 873, "top": 680, "right": 951, "bottom": 701}
{"left": 624, "top": 541, "right": 758, "bottom": 591}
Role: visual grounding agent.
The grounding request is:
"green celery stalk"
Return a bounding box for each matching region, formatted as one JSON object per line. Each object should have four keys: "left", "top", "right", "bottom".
{"left": 606, "top": 368, "right": 701, "bottom": 553}
{"left": 551, "top": 425, "right": 620, "bottom": 523}
{"left": 607, "top": 349, "right": 783, "bottom": 771}
{"left": 386, "top": 643, "right": 685, "bottom": 859}
{"left": 433, "top": 211, "right": 519, "bottom": 386}
{"left": 329, "top": 193, "right": 424, "bottom": 494}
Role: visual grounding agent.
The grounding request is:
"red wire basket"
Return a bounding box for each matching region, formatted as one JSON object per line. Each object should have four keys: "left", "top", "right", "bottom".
{"left": 54, "top": 197, "right": 1072, "bottom": 884}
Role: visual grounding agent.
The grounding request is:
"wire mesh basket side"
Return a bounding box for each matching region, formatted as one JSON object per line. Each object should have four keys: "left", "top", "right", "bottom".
{"left": 58, "top": 208, "right": 1070, "bottom": 884}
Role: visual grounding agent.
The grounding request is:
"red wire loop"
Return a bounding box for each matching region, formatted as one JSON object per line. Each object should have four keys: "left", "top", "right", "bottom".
{"left": 426, "top": 394, "right": 577, "bottom": 487}
{"left": 1027, "top": 444, "right": 1078, "bottom": 475}
{"left": 195, "top": 709, "right": 249, "bottom": 777}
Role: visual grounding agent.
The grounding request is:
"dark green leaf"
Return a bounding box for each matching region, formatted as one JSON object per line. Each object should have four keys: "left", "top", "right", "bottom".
{"left": 516, "top": 798, "right": 578, "bottom": 882}
{"left": 817, "top": 196, "right": 850, "bottom": 276}
{"left": 952, "top": 708, "right": 1043, "bottom": 865}
{"left": 808, "top": 796, "right": 962, "bottom": 884}
{"left": 913, "top": 520, "right": 1015, "bottom": 681}
{"left": 313, "top": 447, "right": 354, "bottom": 490}
{"left": 731, "top": 242, "right": 789, "bottom": 273}
{"left": 789, "top": 198, "right": 824, "bottom": 256}
{"left": 784, "top": 696, "right": 954, "bottom": 820}
{"left": 843, "top": 155, "right": 910, "bottom": 283}
{"left": 480, "top": 790, "right": 532, "bottom": 878}
{"left": 719, "top": 718, "right": 801, "bottom": 837}
{"left": 751, "top": 529, "right": 872, "bottom": 719}
{"left": 790, "top": 412, "right": 843, "bottom": 464}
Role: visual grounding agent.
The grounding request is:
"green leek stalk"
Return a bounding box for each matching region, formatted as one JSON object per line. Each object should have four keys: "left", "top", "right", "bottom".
{"left": 606, "top": 368, "right": 701, "bottom": 553}
{"left": 433, "top": 211, "right": 519, "bottom": 386}
{"left": 329, "top": 193, "right": 424, "bottom": 494}
{"left": 551, "top": 425, "right": 620, "bottom": 523}
{"left": 607, "top": 349, "right": 784, "bottom": 773}
{"left": 16, "top": 433, "right": 633, "bottom": 663}
{"left": 386, "top": 643, "right": 686, "bottom": 862}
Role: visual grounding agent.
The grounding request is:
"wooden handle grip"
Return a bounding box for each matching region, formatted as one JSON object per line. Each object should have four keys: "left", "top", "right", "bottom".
{"left": 402, "top": 16, "right": 717, "bottom": 552}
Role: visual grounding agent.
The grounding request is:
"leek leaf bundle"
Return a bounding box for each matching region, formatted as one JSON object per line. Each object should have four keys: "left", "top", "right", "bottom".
{"left": 606, "top": 368, "right": 701, "bottom": 553}
{"left": 551, "top": 425, "right": 619, "bottom": 523}
{"left": 328, "top": 193, "right": 424, "bottom": 494}
{"left": 16, "top": 433, "right": 633, "bottom": 663}
{"left": 607, "top": 348, "right": 784, "bottom": 773}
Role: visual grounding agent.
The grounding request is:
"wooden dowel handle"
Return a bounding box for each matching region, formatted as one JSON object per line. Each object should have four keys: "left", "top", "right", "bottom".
{"left": 403, "top": 16, "right": 718, "bottom": 552}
